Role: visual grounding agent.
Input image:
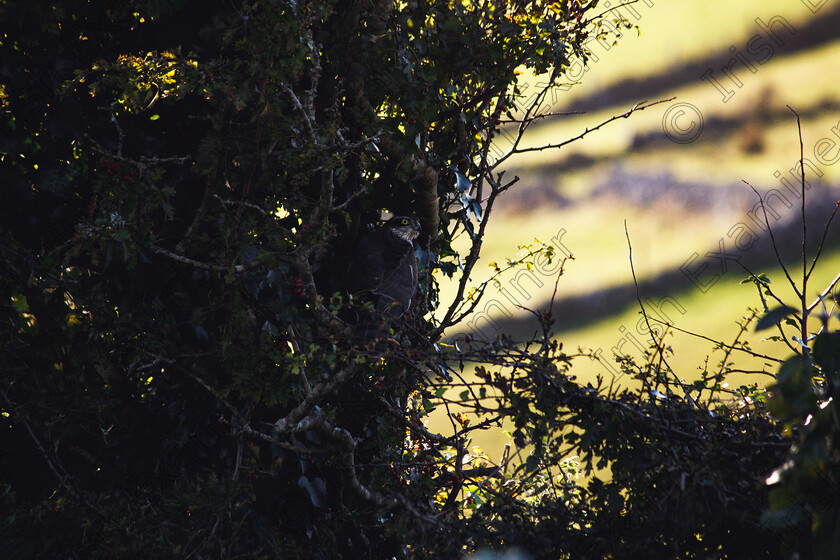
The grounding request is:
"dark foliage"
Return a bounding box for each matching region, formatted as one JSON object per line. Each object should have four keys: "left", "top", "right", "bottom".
{"left": 1, "top": 1, "right": 835, "bottom": 559}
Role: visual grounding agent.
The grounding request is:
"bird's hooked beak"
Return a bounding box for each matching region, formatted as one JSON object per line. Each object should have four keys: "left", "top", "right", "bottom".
{"left": 395, "top": 219, "right": 421, "bottom": 243}
{"left": 401, "top": 223, "right": 421, "bottom": 243}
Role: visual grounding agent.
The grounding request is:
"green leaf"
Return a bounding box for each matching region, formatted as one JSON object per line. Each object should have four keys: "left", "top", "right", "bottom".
{"left": 813, "top": 331, "right": 840, "bottom": 377}
{"left": 422, "top": 398, "right": 434, "bottom": 412}
{"left": 755, "top": 305, "right": 797, "bottom": 331}
{"left": 525, "top": 454, "right": 540, "bottom": 473}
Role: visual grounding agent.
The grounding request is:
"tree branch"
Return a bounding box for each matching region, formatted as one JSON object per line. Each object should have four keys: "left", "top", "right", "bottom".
{"left": 491, "top": 98, "right": 674, "bottom": 168}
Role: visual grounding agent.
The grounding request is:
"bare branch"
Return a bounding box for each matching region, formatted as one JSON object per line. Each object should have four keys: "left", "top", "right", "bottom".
{"left": 283, "top": 83, "right": 318, "bottom": 145}
{"left": 176, "top": 180, "right": 213, "bottom": 254}
{"left": 491, "top": 98, "right": 674, "bottom": 169}
{"left": 715, "top": 309, "right": 757, "bottom": 379}
{"left": 432, "top": 173, "right": 519, "bottom": 338}
{"left": 625, "top": 221, "right": 695, "bottom": 403}
{"left": 806, "top": 201, "right": 839, "bottom": 281}
{"left": 646, "top": 317, "right": 784, "bottom": 364}
{"left": 743, "top": 182, "right": 802, "bottom": 299}
{"left": 376, "top": 394, "right": 453, "bottom": 445}
{"left": 807, "top": 271, "right": 840, "bottom": 314}
{"left": 736, "top": 261, "right": 792, "bottom": 311}
{"left": 212, "top": 193, "right": 268, "bottom": 216}
{"left": 0, "top": 388, "right": 120, "bottom": 529}
{"left": 274, "top": 362, "right": 359, "bottom": 433}
{"left": 149, "top": 244, "right": 261, "bottom": 273}
{"left": 789, "top": 106, "right": 810, "bottom": 347}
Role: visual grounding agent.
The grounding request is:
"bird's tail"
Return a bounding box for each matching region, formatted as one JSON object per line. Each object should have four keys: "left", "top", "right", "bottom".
{"left": 356, "top": 298, "right": 405, "bottom": 353}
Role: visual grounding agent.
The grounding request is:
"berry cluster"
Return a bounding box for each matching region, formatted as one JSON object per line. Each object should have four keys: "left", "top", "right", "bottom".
{"left": 293, "top": 278, "right": 305, "bottom": 299}
{"left": 100, "top": 157, "right": 137, "bottom": 181}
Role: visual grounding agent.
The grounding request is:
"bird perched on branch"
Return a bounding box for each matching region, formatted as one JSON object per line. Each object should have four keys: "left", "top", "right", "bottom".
{"left": 346, "top": 216, "right": 421, "bottom": 346}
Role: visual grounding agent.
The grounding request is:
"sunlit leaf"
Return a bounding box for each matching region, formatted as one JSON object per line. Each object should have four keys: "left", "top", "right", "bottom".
{"left": 755, "top": 306, "right": 797, "bottom": 331}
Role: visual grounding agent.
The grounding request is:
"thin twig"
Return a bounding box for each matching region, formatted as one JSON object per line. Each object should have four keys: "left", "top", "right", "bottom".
{"left": 287, "top": 324, "right": 312, "bottom": 394}
{"left": 743, "top": 182, "right": 801, "bottom": 299}
{"left": 432, "top": 173, "right": 519, "bottom": 338}
{"left": 273, "top": 363, "right": 359, "bottom": 433}
{"left": 806, "top": 201, "right": 839, "bottom": 281}
{"left": 716, "top": 309, "right": 757, "bottom": 379}
{"left": 736, "top": 261, "right": 789, "bottom": 311}
{"left": 788, "top": 106, "right": 809, "bottom": 348}
{"left": 807, "top": 271, "right": 840, "bottom": 314}
{"left": 646, "top": 317, "right": 783, "bottom": 364}
{"left": 625, "top": 221, "right": 691, "bottom": 400}
{"left": 491, "top": 98, "right": 674, "bottom": 168}
{"left": 588, "top": 0, "right": 644, "bottom": 22}
{"left": 213, "top": 193, "right": 268, "bottom": 216}
{"left": 149, "top": 244, "right": 261, "bottom": 273}
{"left": 177, "top": 180, "right": 214, "bottom": 254}
{"left": 0, "top": 388, "right": 122, "bottom": 531}
{"left": 736, "top": 262, "right": 800, "bottom": 355}
{"left": 283, "top": 84, "right": 318, "bottom": 145}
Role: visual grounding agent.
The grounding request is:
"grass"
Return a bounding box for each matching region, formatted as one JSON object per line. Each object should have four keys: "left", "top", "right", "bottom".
{"left": 448, "top": 40, "right": 840, "bottom": 320}
{"left": 437, "top": 211, "right": 840, "bottom": 386}
{"left": 524, "top": 0, "right": 825, "bottom": 110}
{"left": 427, "top": 247, "right": 840, "bottom": 460}
{"left": 567, "top": 247, "right": 840, "bottom": 386}
{"left": 508, "top": 39, "right": 840, "bottom": 184}
{"left": 424, "top": 1, "right": 840, "bottom": 459}
{"left": 433, "top": 199, "right": 740, "bottom": 318}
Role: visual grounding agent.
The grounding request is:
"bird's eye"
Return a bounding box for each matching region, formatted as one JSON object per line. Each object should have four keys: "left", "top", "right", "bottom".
{"left": 401, "top": 218, "right": 409, "bottom": 224}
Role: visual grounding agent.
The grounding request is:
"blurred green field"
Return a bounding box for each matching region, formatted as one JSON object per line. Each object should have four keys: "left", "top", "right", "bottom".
{"left": 430, "top": 0, "right": 840, "bottom": 453}
{"left": 566, "top": 249, "right": 840, "bottom": 385}
{"left": 544, "top": 0, "right": 825, "bottom": 107}
{"left": 510, "top": 31, "right": 840, "bottom": 174}
{"left": 429, "top": 247, "right": 840, "bottom": 459}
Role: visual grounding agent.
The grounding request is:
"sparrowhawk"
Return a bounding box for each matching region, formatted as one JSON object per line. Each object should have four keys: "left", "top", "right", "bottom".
{"left": 346, "top": 216, "right": 421, "bottom": 343}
